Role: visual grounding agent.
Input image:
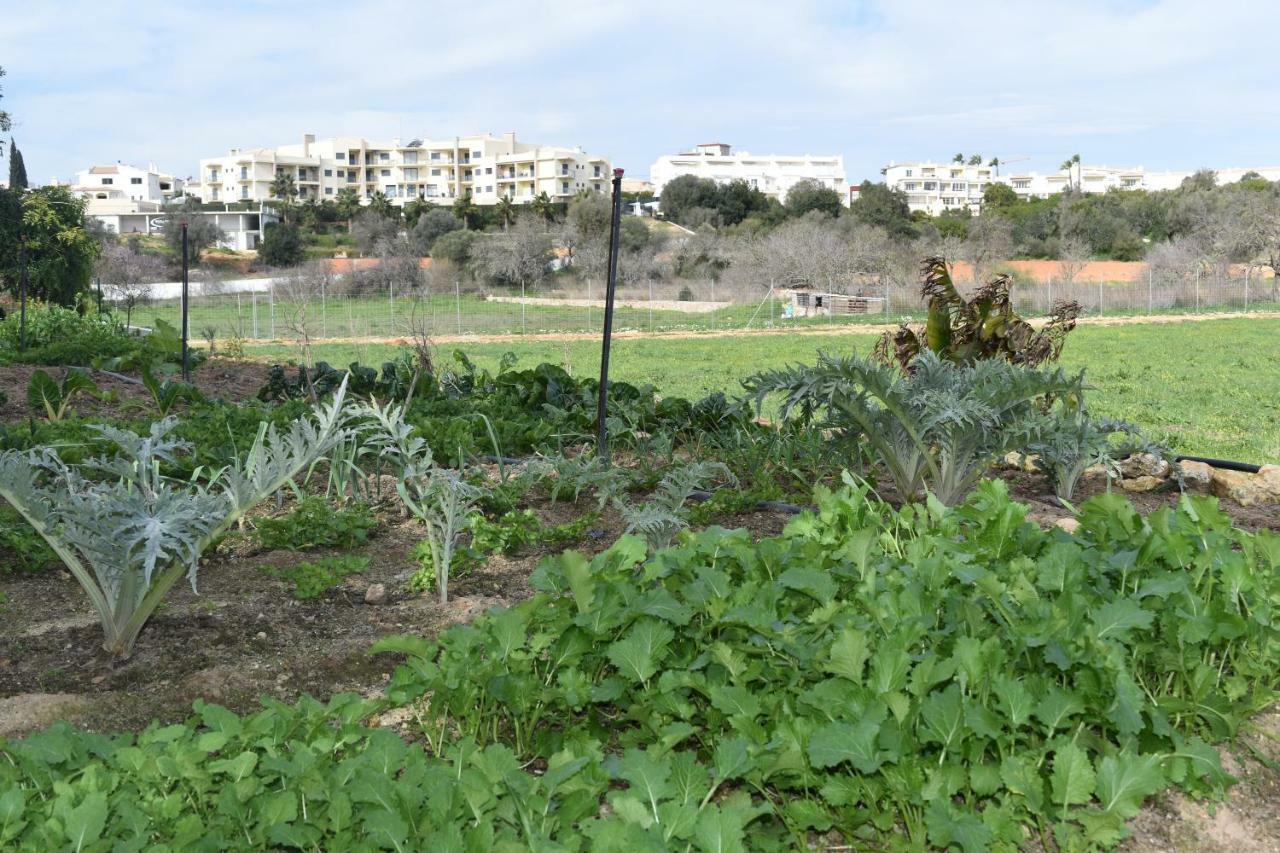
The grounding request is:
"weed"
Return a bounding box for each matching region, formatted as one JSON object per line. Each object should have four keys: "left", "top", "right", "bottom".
{"left": 265, "top": 555, "right": 370, "bottom": 600}
{"left": 254, "top": 497, "right": 377, "bottom": 552}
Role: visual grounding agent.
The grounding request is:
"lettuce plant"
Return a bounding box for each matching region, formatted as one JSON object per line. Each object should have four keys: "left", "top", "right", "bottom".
{"left": 0, "top": 378, "right": 350, "bottom": 658}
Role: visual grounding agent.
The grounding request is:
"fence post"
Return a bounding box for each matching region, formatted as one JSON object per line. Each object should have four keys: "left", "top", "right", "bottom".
{"left": 1147, "top": 269, "right": 1153, "bottom": 315}
{"left": 648, "top": 280, "right": 654, "bottom": 333}
{"left": 1195, "top": 269, "right": 1200, "bottom": 313}
{"left": 1098, "top": 280, "right": 1103, "bottom": 317}
{"left": 1245, "top": 266, "right": 1250, "bottom": 312}
{"left": 236, "top": 292, "right": 243, "bottom": 337}
{"left": 269, "top": 280, "right": 275, "bottom": 339}
{"left": 521, "top": 281, "right": 527, "bottom": 334}
{"left": 587, "top": 278, "right": 593, "bottom": 332}
{"left": 596, "top": 168, "right": 625, "bottom": 465}
{"left": 454, "top": 279, "right": 462, "bottom": 336}
{"left": 321, "top": 277, "right": 327, "bottom": 338}
{"left": 1047, "top": 276, "right": 1053, "bottom": 310}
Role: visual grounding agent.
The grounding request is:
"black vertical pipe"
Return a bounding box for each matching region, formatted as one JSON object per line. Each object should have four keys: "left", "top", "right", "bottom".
{"left": 595, "top": 168, "right": 625, "bottom": 465}
{"left": 180, "top": 221, "right": 190, "bottom": 381}
{"left": 18, "top": 235, "right": 27, "bottom": 353}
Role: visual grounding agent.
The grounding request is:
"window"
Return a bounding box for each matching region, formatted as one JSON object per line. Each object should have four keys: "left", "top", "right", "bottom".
{"left": 403, "top": 152, "right": 417, "bottom": 164}
{"left": 324, "top": 169, "right": 333, "bottom": 177}
{"left": 486, "top": 185, "right": 493, "bottom": 193}
{"left": 471, "top": 150, "right": 481, "bottom": 158}
{"left": 903, "top": 182, "right": 918, "bottom": 191}
{"left": 379, "top": 152, "right": 390, "bottom": 162}
{"left": 381, "top": 169, "right": 391, "bottom": 177}
{"left": 905, "top": 169, "right": 913, "bottom": 177}
{"left": 211, "top": 188, "right": 219, "bottom": 200}
{"left": 241, "top": 186, "right": 248, "bottom": 199}
{"left": 347, "top": 173, "right": 356, "bottom": 183}
{"left": 102, "top": 177, "right": 114, "bottom": 185}
{"left": 336, "top": 152, "right": 346, "bottom": 160}
{"left": 952, "top": 182, "right": 965, "bottom": 191}
{"left": 1013, "top": 179, "right": 1030, "bottom": 189}
{"left": 431, "top": 168, "right": 441, "bottom": 176}
{"left": 325, "top": 187, "right": 334, "bottom": 195}
{"left": 131, "top": 177, "right": 142, "bottom": 184}
{"left": 337, "top": 169, "right": 345, "bottom": 178}
{"left": 562, "top": 181, "right": 569, "bottom": 193}
{"left": 430, "top": 152, "right": 440, "bottom": 160}
{"left": 924, "top": 181, "right": 936, "bottom": 191}
{"left": 404, "top": 168, "right": 418, "bottom": 180}
{"left": 485, "top": 167, "right": 492, "bottom": 174}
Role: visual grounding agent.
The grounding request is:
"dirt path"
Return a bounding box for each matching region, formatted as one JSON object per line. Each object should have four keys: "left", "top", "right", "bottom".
{"left": 236, "top": 309, "right": 1279, "bottom": 350}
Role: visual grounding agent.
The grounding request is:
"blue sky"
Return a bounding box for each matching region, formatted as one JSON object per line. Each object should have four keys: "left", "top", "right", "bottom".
{"left": 4, "top": 0, "right": 1279, "bottom": 186}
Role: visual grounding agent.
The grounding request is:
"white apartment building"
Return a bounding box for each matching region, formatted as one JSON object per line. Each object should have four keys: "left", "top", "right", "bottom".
{"left": 70, "top": 162, "right": 186, "bottom": 207}
{"left": 884, "top": 160, "right": 1280, "bottom": 215}
{"left": 190, "top": 132, "right": 610, "bottom": 208}
{"left": 879, "top": 161, "right": 996, "bottom": 216}
{"left": 650, "top": 143, "right": 847, "bottom": 206}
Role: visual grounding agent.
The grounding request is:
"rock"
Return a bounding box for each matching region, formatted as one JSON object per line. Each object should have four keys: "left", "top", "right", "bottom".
{"left": 1082, "top": 463, "right": 1109, "bottom": 479}
{"left": 1122, "top": 475, "right": 1164, "bottom": 493}
{"left": 1054, "top": 517, "right": 1080, "bottom": 534}
{"left": 1001, "top": 452, "right": 1040, "bottom": 472}
{"left": 364, "top": 583, "right": 387, "bottom": 605}
{"left": 255, "top": 631, "right": 267, "bottom": 641}
{"left": 1120, "top": 453, "right": 1170, "bottom": 480}
{"left": 1212, "top": 466, "right": 1280, "bottom": 507}
{"left": 1178, "top": 460, "right": 1213, "bottom": 491}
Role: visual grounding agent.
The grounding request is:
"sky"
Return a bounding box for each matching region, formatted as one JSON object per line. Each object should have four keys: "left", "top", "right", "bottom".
{"left": 4, "top": 0, "right": 1280, "bottom": 187}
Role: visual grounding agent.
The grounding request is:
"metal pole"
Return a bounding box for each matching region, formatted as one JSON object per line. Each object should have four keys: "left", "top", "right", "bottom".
{"left": 454, "top": 279, "right": 461, "bottom": 335}
{"left": 321, "top": 277, "right": 327, "bottom": 338}
{"left": 269, "top": 280, "right": 275, "bottom": 338}
{"left": 1148, "top": 269, "right": 1153, "bottom": 315}
{"left": 1245, "top": 266, "right": 1250, "bottom": 311}
{"left": 181, "top": 221, "right": 190, "bottom": 381}
{"left": 96, "top": 276, "right": 103, "bottom": 313}
{"left": 18, "top": 236, "right": 27, "bottom": 352}
{"left": 252, "top": 294, "right": 258, "bottom": 339}
{"left": 1195, "top": 269, "right": 1200, "bottom": 312}
{"left": 595, "top": 168, "right": 625, "bottom": 466}
{"left": 521, "top": 280, "right": 527, "bottom": 334}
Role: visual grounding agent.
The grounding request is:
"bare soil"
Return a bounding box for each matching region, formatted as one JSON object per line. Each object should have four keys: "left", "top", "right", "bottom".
{"left": 0, "top": 358, "right": 274, "bottom": 423}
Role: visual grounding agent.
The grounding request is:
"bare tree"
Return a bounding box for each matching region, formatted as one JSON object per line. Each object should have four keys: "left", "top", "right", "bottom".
{"left": 1236, "top": 188, "right": 1280, "bottom": 302}
{"left": 94, "top": 243, "right": 168, "bottom": 327}
{"left": 1057, "top": 236, "right": 1091, "bottom": 285}
{"left": 471, "top": 218, "right": 553, "bottom": 292}
{"left": 962, "top": 215, "right": 1013, "bottom": 284}
{"left": 1145, "top": 237, "right": 1202, "bottom": 308}
{"left": 274, "top": 261, "right": 335, "bottom": 365}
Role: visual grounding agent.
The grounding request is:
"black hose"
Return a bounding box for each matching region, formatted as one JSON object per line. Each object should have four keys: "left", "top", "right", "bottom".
{"left": 1175, "top": 455, "right": 1261, "bottom": 474}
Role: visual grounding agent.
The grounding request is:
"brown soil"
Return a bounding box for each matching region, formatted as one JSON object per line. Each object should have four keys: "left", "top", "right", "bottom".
{"left": 0, "top": 358, "right": 275, "bottom": 423}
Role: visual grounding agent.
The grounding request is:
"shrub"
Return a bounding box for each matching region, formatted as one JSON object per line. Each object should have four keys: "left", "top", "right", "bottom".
{"left": 254, "top": 496, "right": 377, "bottom": 552}
{"left": 0, "top": 303, "right": 135, "bottom": 365}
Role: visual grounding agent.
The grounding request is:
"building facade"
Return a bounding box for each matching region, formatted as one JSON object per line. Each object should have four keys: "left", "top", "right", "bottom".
{"left": 883, "top": 160, "right": 1280, "bottom": 215}
{"left": 70, "top": 162, "right": 185, "bottom": 207}
{"left": 879, "top": 161, "right": 996, "bottom": 216}
{"left": 650, "top": 143, "right": 847, "bottom": 205}
{"left": 189, "top": 132, "right": 609, "bottom": 208}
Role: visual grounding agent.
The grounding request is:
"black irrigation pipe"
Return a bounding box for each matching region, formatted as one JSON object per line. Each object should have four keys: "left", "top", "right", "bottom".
{"left": 1174, "top": 455, "right": 1261, "bottom": 474}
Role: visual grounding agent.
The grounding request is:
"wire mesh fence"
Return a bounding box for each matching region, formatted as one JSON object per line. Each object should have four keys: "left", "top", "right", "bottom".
{"left": 115, "top": 267, "right": 1280, "bottom": 347}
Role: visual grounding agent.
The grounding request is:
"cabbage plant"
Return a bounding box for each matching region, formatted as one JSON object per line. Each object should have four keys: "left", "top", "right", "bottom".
{"left": 0, "top": 378, "right": 351, "bottom": 659}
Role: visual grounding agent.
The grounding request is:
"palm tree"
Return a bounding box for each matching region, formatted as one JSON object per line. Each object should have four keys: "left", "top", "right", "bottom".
{"left": 1059, "top": 154, "right": 1082, "bottom": 192}
{"left": 952, "top": 153, "right": 965, "bottom": 164}
{"left": 988, "top": 157, "right": 1001, "bottom": 176}
{"left": 495, "top": 196, "right": 516, "bottom": 230}
{"left": 452, "top": 192, "right": 478, "bottom": 230}
{"left": 967, "top": 153, "right": 982, "bottom": 166}
{"left": 367, "top": 191, "right": 395, "bottom": 220}
{"left": 335, "top": 188, "right": 361, "bottom": 233}
{"left": 269, "top": 172, "right": 297, "bottom": 222}
{"left": 531, "top": 191, "right": 556, "bottom": 230}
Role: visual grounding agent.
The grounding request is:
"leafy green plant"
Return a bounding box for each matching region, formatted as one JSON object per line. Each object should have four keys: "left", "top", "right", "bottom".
{"left": 380, "top": 479, "right": 1280, "bottom": 849}
{"left": 253, "top": 496, "right": 377, "bottom": 552}
{"left": 0, "top": 303, "right": 136, "bottom": 365}
{"left": 25, "top": 367, "right": 99, "bottom": 421}
{"left": 0, "top": 506, "right": 56, "bottom": 574}
{"left": 1025, "top": 408, "right": 1140, "bottom": 501}
{"left": 874, "top": 257, "right": 1081, "bottom": 370}
{"left": 363, "top": 398, "right": 482, "bottom": 604}
{"left": 139, "top": 362, "right": 202, "bottom": 417}
{"left": 618, "top": 460, "right": 735, "bottom": 550}
{"left": 0, "top": 379, "right": 351, "bottom": 658}
{"left": 265, "top": 554, "right": 370, "bottom": 599}
{"left": 749, "top": 351, "right": 1080, "bottom": 505}
{"left": 544, "top": 452, "right": 633, "bottom": 508}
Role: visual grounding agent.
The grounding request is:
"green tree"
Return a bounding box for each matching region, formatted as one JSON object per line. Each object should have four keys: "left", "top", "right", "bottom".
{"left": 0, "top": 67, "right": 10, "bottom": 136}
{"left": 335, "top": 188, "right": 361, "bottom": 232}
{"left": 530, "top": 191, "right": 557, "bottom": 229}
{"left": 367, "top": 191, "right": 396, "bottom": 220}
{"left": 849, "top": 180, "right": 916, "bottom": 239}
{"left": 0, "top": 187, "right": 99, "bottom": 307}
{"left": 1059, "top": 154, "right": 1081, "bottom": 192}
{"left": 269, "top": 172, "right": 298, "bottom": 221}
{"left": 430, "top": 229, "right": 477, "bottom": 265}
{"left": 452, "top": 192, "right": 479, "bottom": 230}
{"left": 495, "top": 196, "right": 516, "bottom": 230}
{"left": 967, "top": 154, "right": 983, "bottom": 166}
{"left": 982, "top": 183, "right": 1019, "bottom": 210}
{"left": 657, "top": 175, "right": 720, "bottom": 225}
{"left": 784, "top": 180, "right": 843, "bottom": 218}
{"left": 408, "top": 208, "right": 462, "bottom": 256}
{"left": 566, "top": 191, "right": 611, "bottom": 242}
{"left": 8, "top": 139, "right": 27, "bottom": 190}
{"left": 717, "top": 179, "right": 769, "bottom": 226}
{"left": 403, "top": 196, "right": 434, "bottom": 229}
{"left": 952, "top": 153, "right": 965, "bottom": 164}
{"left": 259, "top": 222, "right": 305, "bottom": 267}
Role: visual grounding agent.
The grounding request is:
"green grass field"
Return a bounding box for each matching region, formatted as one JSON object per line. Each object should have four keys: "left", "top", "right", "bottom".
{"left": 241, "top": 317, "right": 1280, "bottom": 464}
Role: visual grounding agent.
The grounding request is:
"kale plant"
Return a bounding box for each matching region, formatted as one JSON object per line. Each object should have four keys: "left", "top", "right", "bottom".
{"left": 0, "top": 378, "right": 351, "bottom": 658}
{"left": 619, "top": 460, "right": 735, "bottom": 550}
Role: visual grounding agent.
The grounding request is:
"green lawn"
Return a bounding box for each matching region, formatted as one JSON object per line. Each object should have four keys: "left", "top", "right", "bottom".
{"left": 243, "top": 317, "right": 1280, "bottom": 464}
